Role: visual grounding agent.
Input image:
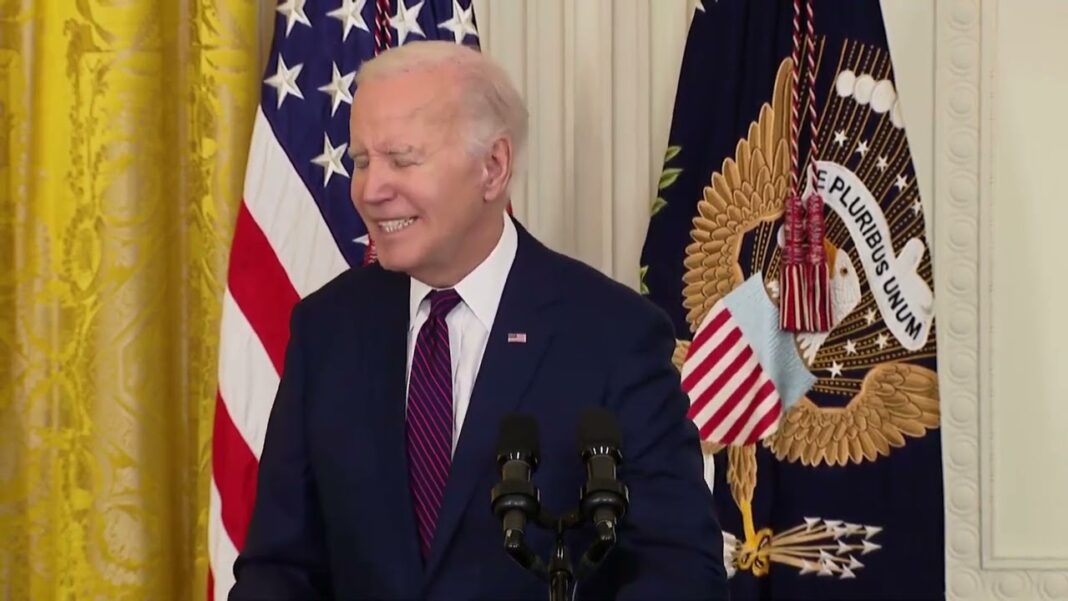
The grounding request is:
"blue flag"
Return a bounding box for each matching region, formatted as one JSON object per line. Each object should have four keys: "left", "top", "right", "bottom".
{"left": 640, "top": 1, "right": 943, "bottom": 598}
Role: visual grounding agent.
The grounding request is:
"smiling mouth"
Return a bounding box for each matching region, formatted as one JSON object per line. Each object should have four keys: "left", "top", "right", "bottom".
{"left": 378, "top": 217, "right": 417, "bottom": 234}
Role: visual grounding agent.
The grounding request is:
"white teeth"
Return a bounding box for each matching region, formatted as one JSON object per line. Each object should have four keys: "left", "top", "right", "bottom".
{"left": 380, "top": 217, "right": 415, "bottom": 233}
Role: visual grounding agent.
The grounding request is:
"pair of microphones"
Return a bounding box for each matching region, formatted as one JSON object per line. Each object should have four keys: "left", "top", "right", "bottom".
{"left": 490, "top": 408, "right": 629, "bottom": 600}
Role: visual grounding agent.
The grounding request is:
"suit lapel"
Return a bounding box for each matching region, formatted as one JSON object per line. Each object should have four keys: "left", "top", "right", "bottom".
{"left": 363, "top": 268, "right": 424, "bottom": 594}
{"left": 423, "top": 226, "right": 563, "bottom": 583}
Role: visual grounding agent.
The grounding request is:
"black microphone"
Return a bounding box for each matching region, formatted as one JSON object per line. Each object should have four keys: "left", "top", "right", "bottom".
{"left": 577, "top": 408, "right": 629, "bottom": 567}
{"left": 491, "top": 414, "right": 545, "bottom": 575}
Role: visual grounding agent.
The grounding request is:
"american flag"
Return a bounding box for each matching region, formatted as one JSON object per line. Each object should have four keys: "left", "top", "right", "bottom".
{"left": 681, "top": 274, "right": 815, "bottom": 446}
{"left": 682, "top": 305, "right": 783, "bottom": 445}
{"left": 207, "top": 1, "right": 480, "bottom": 598}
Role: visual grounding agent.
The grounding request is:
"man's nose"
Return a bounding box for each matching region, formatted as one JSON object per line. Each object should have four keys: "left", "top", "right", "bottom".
{"left": 355, "top": 160, "right": 393, "bottom": 205}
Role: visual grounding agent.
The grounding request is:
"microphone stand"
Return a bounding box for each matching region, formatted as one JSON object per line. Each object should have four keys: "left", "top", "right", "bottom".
{"left": 493, "top": 488, "right": 624, "bottom": 601}
{"left": 548, "top": 528, "right": 572, "bottom": 601}
{"left": 494, "top": 507, "right": 590, "bottom": 601}
{"left": 546, "top": 510, "right": 582, "bottom": 601}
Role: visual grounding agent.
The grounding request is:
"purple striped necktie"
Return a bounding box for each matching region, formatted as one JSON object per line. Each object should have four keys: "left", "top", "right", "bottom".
{"left": 406, "top": 288, "right": 462, "bottom": 559}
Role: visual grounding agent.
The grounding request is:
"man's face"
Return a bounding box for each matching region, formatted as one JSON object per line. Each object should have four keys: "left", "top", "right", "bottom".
{"left": 349, "top": 67, "right": 497, "bottom": 285}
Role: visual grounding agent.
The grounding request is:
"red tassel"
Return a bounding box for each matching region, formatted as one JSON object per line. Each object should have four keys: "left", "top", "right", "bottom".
{"left": 804, "top": 191, "right": 831, "bottom": 331}
{"left": 782, "top": 192, "right": 833, "bottom": 332}
{"left": 780, "top": 263, "right": 808, "bottom": 330}
{"left": 807, "top": 261, "right": 831, "bottom": 330}
{"left": 780, "top": 0, "right": 833, "bottom": 333}
{"left": 779, "top": 192, "right": 808, "bottom": 331}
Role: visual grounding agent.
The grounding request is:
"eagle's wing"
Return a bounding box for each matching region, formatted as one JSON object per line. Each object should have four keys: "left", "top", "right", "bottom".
{"left": 765, "top": 362, "right": 940, "bottom": 466}
{"left": 682, "top": 59, "right": 793, "bottom": 331}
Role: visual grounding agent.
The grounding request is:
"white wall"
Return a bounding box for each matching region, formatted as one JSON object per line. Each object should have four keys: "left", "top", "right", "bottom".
{"left": 985, "top": 0, "right": 1068, "bottom": 565}
{"left": 932, "top": 0, "right": 1068, "bottom": 598}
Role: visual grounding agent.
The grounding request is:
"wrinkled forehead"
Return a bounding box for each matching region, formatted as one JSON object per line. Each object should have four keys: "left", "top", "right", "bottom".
{"left": 349, "top": 71, "right": 461, "bottom": 149}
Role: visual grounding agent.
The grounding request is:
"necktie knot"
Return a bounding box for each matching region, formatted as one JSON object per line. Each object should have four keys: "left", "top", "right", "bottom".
{"left": 428, "top": 288, "right": 462, "bottom": 319}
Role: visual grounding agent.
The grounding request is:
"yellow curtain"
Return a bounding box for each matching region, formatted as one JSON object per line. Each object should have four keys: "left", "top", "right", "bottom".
{"left": 0, "top": 1, "right": 269, "bottom": 599}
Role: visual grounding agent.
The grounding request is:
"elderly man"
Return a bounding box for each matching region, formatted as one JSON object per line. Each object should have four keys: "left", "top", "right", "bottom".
{"left": 230, "top": 41, "right": 727, "bottom": 600}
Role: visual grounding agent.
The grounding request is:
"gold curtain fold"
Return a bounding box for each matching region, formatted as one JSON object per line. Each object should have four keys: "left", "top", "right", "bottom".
{"left": 0, "top": 1, "right": 270, "bottom": 599}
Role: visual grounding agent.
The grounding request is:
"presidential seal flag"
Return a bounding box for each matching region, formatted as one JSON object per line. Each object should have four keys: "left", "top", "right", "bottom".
{"left": 641, "top": 1, "right": 943, "bottom": 599}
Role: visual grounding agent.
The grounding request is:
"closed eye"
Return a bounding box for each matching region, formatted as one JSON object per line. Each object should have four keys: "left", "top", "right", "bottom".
{"left": 387, "top": 150, "right": 419, "bottom": 168}
{"left": 349, "top": 147, "right": 369, "bottom": 169}
{"left": 348, "top": 148, "right": 421, "bottom": 170}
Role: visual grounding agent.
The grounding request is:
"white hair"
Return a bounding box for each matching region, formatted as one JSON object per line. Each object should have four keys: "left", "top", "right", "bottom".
{"left": 355, "top": 41, "right": 528, "bottom": 162}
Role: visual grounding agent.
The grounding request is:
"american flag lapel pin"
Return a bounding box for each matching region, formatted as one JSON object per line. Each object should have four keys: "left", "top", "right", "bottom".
{"left": 507, "top": 332, "right": 527, "bottom": 344}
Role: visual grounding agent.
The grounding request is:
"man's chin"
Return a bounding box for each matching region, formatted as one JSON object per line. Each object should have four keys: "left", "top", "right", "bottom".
{"left": 373, "top": 252, "right": 415, "bottom": 276}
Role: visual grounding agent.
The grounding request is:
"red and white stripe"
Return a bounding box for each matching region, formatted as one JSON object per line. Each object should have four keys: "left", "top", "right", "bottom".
{"left": 682, "top": 304, "right": 783, "bottom": 446}
{"left": 207, "top": 108, "right": 348, "bottom": 601}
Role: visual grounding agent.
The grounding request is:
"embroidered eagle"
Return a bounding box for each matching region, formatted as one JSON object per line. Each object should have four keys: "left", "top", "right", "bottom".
{"left": 670, "top": 58, "right": 939, "bottom": 570}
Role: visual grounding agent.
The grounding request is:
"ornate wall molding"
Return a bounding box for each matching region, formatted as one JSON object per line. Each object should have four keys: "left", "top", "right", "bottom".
{"left": 938, "top": 0, "right": 1068, "bottom": 597}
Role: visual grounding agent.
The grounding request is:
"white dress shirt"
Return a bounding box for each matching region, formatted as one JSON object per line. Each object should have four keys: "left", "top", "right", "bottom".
{"left": 407, "top": 213, "right": 518, "bottom": 453}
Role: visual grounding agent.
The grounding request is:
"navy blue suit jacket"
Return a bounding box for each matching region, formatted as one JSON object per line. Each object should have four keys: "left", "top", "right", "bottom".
{"left": 230, "top": 221, "right": 728, "bottom": 600}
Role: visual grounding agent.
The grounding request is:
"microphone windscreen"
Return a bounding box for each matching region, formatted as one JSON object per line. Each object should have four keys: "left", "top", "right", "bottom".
{"left": 497, "top": 414, "right": 540, "bottom": 458}
{"left": 577, "top": 407, "right": 622, "bottom": 453}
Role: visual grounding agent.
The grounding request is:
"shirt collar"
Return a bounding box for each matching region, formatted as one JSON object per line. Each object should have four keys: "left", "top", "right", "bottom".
{"left": 408, "top": 212, "right": 518, "bottom": 331}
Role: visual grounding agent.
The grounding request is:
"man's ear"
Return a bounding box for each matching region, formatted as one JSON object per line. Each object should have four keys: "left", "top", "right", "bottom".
{"left": 481, "top": 136, "right": 513, "bottom": 203}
